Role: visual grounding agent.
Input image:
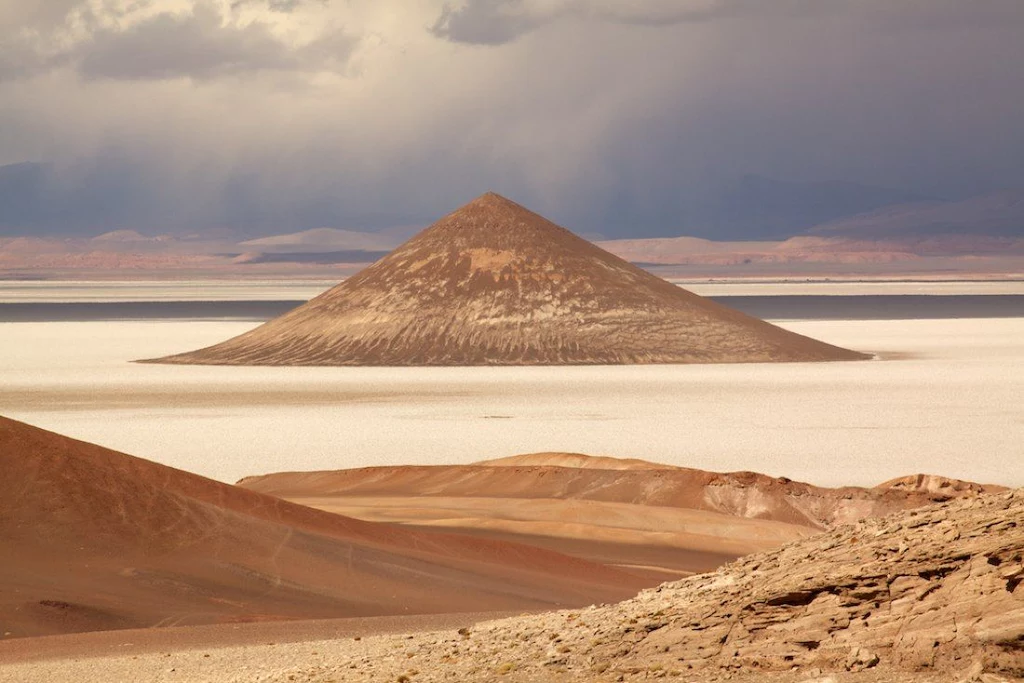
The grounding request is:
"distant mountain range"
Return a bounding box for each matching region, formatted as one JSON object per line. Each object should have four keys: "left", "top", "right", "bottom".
{"left": 598, "top": 189, "right": 1024, "bottom": 265}
{"left": 808, "top": 189, "right": 1024, "bottom": 239}
{"left": 2, "top": 158, "right": 1022, "bottom": 277}
{"left": 694, "top": 174, "right": 937, "bottom": 240}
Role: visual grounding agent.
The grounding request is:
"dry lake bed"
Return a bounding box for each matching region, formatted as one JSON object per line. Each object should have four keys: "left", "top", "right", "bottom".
{"left": 1, "top": 280, "right": 1022, "bottom": 488}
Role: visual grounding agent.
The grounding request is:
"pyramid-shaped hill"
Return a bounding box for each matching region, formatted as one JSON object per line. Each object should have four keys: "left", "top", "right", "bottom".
{"left": 148, "top": 193, "right": 867, "bottom": 365}
{"left": 0, "top": 416, "right": 644, "bottom": 638}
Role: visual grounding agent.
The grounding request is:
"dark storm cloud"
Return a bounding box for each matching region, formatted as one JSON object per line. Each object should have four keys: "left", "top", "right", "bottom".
{"left": 428, "top": 0, "right": 823, "bottom": 45}
{"left": 2, "top": 0, "right": 1024, "bottom": 239}
{"left": 430, "top": 0, "right": 1024, "bottom": 45}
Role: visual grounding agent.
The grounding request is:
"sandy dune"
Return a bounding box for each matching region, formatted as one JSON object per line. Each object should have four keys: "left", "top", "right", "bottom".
{"left": 0, "top": 418, "right": 645, "bottom": 639}
{"left": 239, "top": 453, "right": 1002, "bottom": 579}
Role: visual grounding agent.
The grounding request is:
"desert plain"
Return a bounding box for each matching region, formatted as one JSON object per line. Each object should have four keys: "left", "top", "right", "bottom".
{"left": 1, "top": 277, "right": 1022, "bottom": 682}
{"left": 0, "top": 280, "right": 1021, "bottom": 486}
{"left": 5, "top": 1, "right": 1024, "bottom": 679}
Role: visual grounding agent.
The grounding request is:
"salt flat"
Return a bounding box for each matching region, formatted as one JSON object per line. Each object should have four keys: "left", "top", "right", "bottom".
{"left": 1, "top": 311, "right": 1020, "bottom": 488}
{"left": 3, "top": 278, "right": 1023, "bottom": 303}
{"left": 675, "top": 279, "right": 1024, "bottom": 297}
{"left": 0, "top": 280, "right": 335, "bottom": 303}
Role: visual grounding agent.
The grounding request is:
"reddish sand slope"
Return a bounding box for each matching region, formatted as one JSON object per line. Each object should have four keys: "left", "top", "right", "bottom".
{"left": 239, "top": 454, "right": 1003, "bottom": 581}
{"left": 0, "top": 418, "right": 645, "bottom": 639}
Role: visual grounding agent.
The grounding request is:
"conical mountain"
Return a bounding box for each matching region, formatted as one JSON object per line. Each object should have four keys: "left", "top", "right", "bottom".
{"left": 149, "top": 193, "right": 867, "bottom": 365}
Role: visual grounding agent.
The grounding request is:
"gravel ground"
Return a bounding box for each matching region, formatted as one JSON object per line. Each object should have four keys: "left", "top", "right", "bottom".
{"left": 1, "top": 611, "right": 1018, "bottom": 683}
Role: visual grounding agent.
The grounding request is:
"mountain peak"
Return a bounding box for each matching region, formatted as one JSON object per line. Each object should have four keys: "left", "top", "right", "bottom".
{"left": 474, "top": 190, "right": 512, "bottom": 203}
{"left": 441, "top": 192, "right": 526, "bottom": 218}
{"left": 146, "top": 196, "right": 867, "bottom": 366}
{"left": 417, "top": 191, "right": 574, "bottom": 246}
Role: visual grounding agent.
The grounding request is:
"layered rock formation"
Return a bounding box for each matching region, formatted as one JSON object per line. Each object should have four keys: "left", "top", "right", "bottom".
{"left": 599, "top": 489, "right": 1024, "bottom": 677}
{"left": 147, "top": 193, "right": 866, "bottom": 365}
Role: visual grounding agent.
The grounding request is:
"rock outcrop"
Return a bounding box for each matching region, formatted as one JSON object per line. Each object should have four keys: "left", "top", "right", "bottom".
{"left": 244, "top": 489, "right": 1024, "bottom": 682}
{"left": 599, "top": 488, "right": 1024, "bottom": 677}
{"left": 147, "top": 192, "right": 866, "bottom": 366}
{"left": 877, "top": 473, "right": 1005, "bottom": 500}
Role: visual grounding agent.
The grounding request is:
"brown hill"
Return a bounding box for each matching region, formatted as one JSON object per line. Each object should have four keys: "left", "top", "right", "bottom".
{"left": 238, "top": 455, "right": 1002, "bottom": 581}
{"left": 146, "top": 192, "right": 866, "bottom": 366}
{"left": 0, "top": 417, "right": 645, "bottom": 639}
{"left": 26, "top": 488, "right": 1019, "bottom": 682}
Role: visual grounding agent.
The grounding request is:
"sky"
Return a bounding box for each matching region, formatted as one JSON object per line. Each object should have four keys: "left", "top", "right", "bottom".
{"left": 1, "top": 0, "right": 1024, "bottom": 238}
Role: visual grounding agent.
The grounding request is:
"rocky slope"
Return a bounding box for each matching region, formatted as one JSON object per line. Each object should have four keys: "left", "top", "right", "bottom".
{"left": 218, "top": 488, "right": 1024, "bottom": 682}
{"left": 147, "top": 192, "right": 866, "bottom": 365}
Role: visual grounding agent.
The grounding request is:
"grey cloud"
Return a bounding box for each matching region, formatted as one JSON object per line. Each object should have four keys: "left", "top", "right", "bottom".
{"left": 428, "top": 0, "right": 815, "bottom": 45}
{"left": 77, "top": 5, "right": 353, "bottom": 80}
{"left": 229, "top": 0, "right": 326, "bottom": 12}
{"left": 267, "top": 0, "right": 324, "bottom": 11}
{"left": 0, "top": 1, "right": 352, "bottom": 83}
{"left": 0, "top": 39, "right": 49, "bottom": 81}
{"left": 0, "top": 0, "right": 87, "bottom": 33}
{"left": 0, "top": 0, "right": 84, "bottom": 80}
{"left": 430, "top": 1, "right": 541, "bottom": 45}
{"left": 430, "top": 0, "right": 1024, "bottom": 45}
{"left": 2, "top": 0, "right": 1024, "bottom": 239}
